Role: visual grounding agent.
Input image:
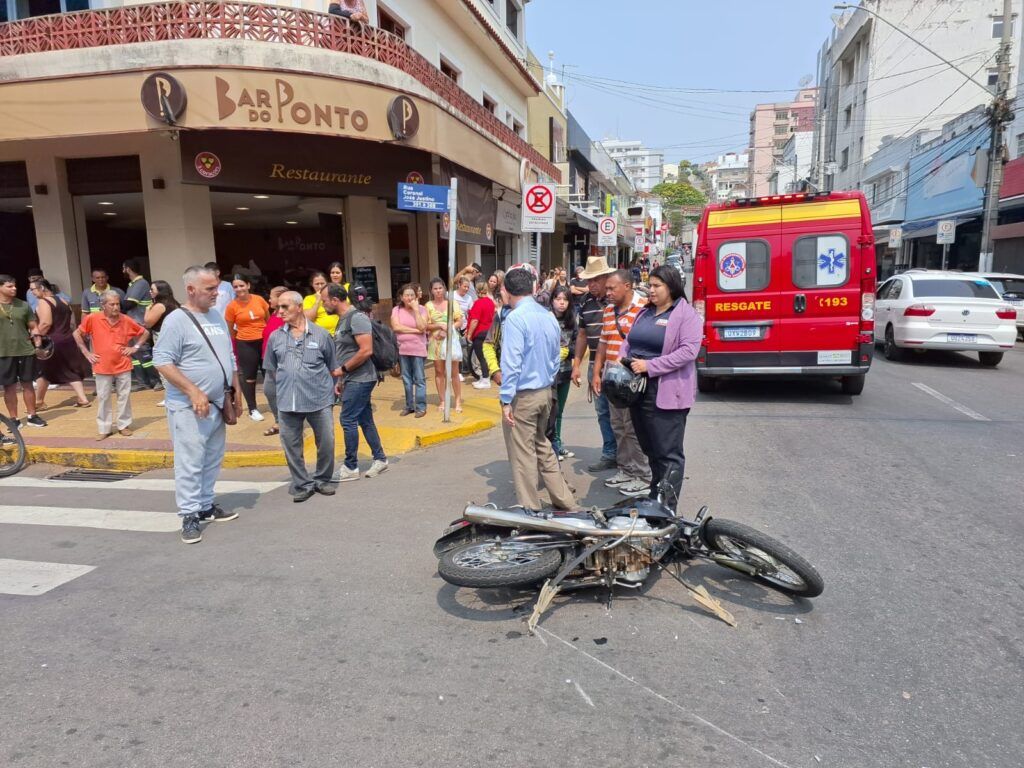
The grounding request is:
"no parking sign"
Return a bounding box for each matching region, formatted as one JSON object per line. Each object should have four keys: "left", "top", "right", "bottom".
{"left": 521, "top": 183, "right": 556, "bottom": 233}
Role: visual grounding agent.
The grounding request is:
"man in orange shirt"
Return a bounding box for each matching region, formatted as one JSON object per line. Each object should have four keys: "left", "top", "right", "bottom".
{"left": 591, "top": 270, "right": 652, "bottom": 497}
{"left": 73, "top": 291, "right": 150, "bottom": 440}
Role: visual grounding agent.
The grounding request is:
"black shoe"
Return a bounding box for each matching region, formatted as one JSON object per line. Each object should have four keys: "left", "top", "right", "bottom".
{"left": 399, "top": 408, "right": 414, "bottom": 416}
{"left": 587, "top": 456, "right": 617, "bottom": 472}
{"left": 180, "top": 514, "right": 202, "bottom": 544}
{"left": 199, "top": 503, "right": 238, "bottom": 523}
{"left": 130, "top": 384, "right": 147, "bottom": 393}
{"left": 152, "top": 381, "right": 164, "bottom": 392}
{"left": 315, "top": 484, "right": 336, "bottom": 496}
{"left": 24, "top": 414, "right": 47, "bottom": 428}
{"left": 293, "top": 488, "right": 315, "bottom": 503}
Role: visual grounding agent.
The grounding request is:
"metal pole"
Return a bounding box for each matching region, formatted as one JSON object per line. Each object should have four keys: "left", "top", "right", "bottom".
{"left": 941, "top": 242, "right": 949, "bottom": 271}
{"left": 443, "top": 178, "right": 458, "bottom": 423}
{"left": 979, "top": 0, "right": 1014, "bottom": 272}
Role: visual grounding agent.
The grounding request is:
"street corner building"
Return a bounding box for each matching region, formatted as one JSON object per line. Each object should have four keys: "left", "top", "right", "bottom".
{"left": 0, "top": 0, "right": 559, "bottom": 316}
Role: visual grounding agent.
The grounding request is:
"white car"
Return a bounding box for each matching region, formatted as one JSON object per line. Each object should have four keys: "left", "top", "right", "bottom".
{"left": 873, "top": 269, "right": 1018, "bottom": 367}
{"left": 969, "top": 272, "right": 1024, "bottom": 340}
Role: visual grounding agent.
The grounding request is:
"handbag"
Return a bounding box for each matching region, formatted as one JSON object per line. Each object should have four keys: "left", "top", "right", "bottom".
{"left": 181, "top": 309, "right": 238, "bottom": 425}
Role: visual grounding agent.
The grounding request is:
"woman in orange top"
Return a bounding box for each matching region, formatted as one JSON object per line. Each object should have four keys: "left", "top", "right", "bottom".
{"left": 224, "top": 274, "right": 270, "bottom": 422}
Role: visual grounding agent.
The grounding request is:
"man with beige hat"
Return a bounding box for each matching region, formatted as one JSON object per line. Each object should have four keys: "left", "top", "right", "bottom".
{"left": 570, "top": 256, "right": 619, "bottom": 472}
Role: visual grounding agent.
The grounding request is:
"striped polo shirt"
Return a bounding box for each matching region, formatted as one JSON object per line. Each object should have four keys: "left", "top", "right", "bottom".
{"left": 578, "top": 295, "right": 608, "bottom": 354}
{"left": 600, "top": 293, "right": 646, "bottom": 363}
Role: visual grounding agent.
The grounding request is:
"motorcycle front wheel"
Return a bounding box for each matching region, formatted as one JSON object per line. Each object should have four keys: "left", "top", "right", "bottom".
{"left": 703, "top": 519, "right": 824, "bottom": 598}
{"left": 437, "top": 541, "right": 562, "bottom": 588}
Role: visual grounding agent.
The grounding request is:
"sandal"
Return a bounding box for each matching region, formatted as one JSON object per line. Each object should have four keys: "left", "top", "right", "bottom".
{"left": 263, "top": 426, "right": 280, "bottom": 436}
{"left": 74, "top": 401, "right": 91, "bottom": 408}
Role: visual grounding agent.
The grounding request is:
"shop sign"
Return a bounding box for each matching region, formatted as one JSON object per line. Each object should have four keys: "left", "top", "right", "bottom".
{"left": 140, "top": 72, "right": 187, "bottom": 125}
{"left": 496, "top": 201, "right": 522, "bottom": 234}
{"left": 888, "top": 227, "right": 902, "bottom": 249}
{"left": 438, "top": 160, "right": 496, "bottom": 246}
{"left": 215, "top": 76, "right": 369, "bottom": 133}
{"left": 521, "top": 183, "right": 556, "bottom": 233}
{"left": 180, "top": 130, "right": 430, "bottom": 199}
{"left": 387, "top": 96, "right": 420, "bottom": 140}
{"left": 597, "top": 216, "right": 617, "bottom": 247}
{"left": 397, "top": 183, "right": 450, "bottom": 213}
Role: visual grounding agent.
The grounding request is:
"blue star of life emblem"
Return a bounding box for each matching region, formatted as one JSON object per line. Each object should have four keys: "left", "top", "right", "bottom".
{"left": 818, "top": 248, "right": 846, "bottom": 275}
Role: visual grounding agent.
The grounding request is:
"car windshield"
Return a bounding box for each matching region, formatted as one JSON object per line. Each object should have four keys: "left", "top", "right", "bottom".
{"left": 987, "top": 278, "right": 1024, "bottom": 296}
{"left": 911, "top": 279, "right": 999, "bottom": 299}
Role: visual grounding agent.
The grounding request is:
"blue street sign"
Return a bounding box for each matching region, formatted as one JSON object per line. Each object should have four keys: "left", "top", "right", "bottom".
{"left": 396, "top": 182, "right": 450, "bottom": 213}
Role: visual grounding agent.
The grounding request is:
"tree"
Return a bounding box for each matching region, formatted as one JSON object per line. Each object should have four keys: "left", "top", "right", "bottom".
{"left": 650, "top": 181, "right": 707, "bottom": 208}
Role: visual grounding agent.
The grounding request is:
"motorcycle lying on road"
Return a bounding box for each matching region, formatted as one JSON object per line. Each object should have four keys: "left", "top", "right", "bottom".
{"left": 434, "top": 473, "right": 823, "bottom": 626}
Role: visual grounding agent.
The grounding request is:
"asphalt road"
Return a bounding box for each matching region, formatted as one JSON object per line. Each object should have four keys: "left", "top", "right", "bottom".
{"left": 2, "top": 346, "right": 1022, "bottom": 768}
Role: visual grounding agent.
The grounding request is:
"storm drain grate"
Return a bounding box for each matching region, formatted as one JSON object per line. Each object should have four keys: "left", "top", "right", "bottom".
{"left": 48, "top": 469, "right": 141, "bottom": 482}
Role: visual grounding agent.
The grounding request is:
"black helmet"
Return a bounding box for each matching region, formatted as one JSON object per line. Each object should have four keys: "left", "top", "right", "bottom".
{"left": 602, "top": 359, "right": 647, "bottom": 408}
{"left": 34, "top": 336, "right": 54, "bottom": 361}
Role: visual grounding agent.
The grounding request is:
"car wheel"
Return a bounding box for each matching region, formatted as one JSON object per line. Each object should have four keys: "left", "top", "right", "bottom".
{"left": 883, "top": 326, "right": 904, "bottom": 361}
{"left": 978, "top": 351, "right": 1003, "bottom": 368}
{"left": 697, "top": 373, "right": 716, "bottom": 393}
{"left": 841, "top": 374, "right": 865, "bottom": 395}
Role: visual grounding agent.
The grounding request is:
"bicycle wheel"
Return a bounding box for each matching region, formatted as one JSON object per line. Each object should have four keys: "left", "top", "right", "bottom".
{"left": 0, "top": 415, "right": 28, "bottom": 478}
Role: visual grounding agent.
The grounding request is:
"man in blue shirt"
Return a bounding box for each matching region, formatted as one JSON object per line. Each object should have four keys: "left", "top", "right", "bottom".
{"left": 498, "top": 265, "right": 575, "bottom": 512}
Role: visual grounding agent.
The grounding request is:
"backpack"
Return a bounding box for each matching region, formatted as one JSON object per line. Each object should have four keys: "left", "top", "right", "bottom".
{"left": 369, "top": 318, "right": 400, "bottom": 372}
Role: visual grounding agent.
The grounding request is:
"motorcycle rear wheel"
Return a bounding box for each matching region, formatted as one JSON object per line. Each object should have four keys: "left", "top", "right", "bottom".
{"left": 703, "top": 519, "right": 824, "bottom": 598}
{"left": 438, "top": 541, "right": 562, "bottom": 589}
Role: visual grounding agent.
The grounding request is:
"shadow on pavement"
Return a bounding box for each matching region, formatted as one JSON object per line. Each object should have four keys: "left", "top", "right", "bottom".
{"left": 882, "top": 349, "right": 995, "bottom": 368}
{"left": 708, "top": 377, "right": 854, "bottom": 404}
{"left": 676, "top": 561, "right": 814, "bottom": 615}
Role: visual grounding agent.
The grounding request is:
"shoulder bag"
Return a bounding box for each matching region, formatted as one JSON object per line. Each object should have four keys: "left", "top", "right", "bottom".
{"left": 180, "top": 308, "right": 238, "bottom": 425}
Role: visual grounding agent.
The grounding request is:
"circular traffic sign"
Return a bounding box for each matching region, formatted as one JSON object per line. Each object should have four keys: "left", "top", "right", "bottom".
{"left": 599, "top": 217, "right": 616, "bottom": 235}
{"left": 526, "top": 185, "right": 553, "bottom": 213}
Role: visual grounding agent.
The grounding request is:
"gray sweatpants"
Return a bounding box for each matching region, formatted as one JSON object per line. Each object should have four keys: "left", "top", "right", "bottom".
{"left": 609, "top": 402, "right": 652, "bottom": 482}
{"left": 167, "top": 405, "right": 226, "bottom": 517}
{"left": 278, "top": 406, "right": 335, "bottom": 495}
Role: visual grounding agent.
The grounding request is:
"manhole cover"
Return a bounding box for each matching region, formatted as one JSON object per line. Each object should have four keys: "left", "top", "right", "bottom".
{"left": 48, "top": 469, "right": 140, "bottom": 482}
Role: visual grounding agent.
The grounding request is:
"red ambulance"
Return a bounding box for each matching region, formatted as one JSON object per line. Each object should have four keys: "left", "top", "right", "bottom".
{"left": 692, "top": 191, "right": 876, "bottom": 395}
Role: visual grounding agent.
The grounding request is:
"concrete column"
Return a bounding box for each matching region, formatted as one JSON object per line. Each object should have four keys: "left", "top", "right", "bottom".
{"left": 416, "top": 213, "right": 439, "bottom": 282}
{"left": 139, "top": 137, "right": 215, "bottom": 285}
{"left": 456, "top": 243, "right": 481, "bottom": 270}
{"left": 344, "top": 195, "right": 391, "bottom": 306}
{"left": 24, "top": 155, "right": 83, "bottom": 298}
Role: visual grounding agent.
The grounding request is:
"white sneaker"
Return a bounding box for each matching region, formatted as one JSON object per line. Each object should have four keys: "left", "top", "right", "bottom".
{"left": 156, "top": 400, "right": 165, "bottom": 407}
{"left": 458, "top": 374, "right": 464, "bottom": 382}
{"left": 472, "top": 379, "right": 491, "bottom": 389}
{"left": 335, "top": 466, "right": 360, "bottom": 483}
{"left": 604, "top": 471, "right": 632, "bottom": 487}
{"left": 618, "top": 478, "right": 650, "bottom": 497}
{"left": 249, "top": 409, "right": 265, "bottom": 422}
{"left": 364, "top": 459, "right": 389, "bottom": 478}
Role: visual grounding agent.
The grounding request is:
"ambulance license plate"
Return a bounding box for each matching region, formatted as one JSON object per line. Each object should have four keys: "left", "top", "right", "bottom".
{"left": 817, "top": 350, "right": 852, "bottom": 364}
{"left": 722, "top": 327, "right": 761, "bottom": 340}
{"left": 948, "top": 333, "right": 977, "bottom": 343}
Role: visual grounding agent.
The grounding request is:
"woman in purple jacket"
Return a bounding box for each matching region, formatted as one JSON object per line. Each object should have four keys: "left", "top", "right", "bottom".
{"left": 619, "top": 265, "right": 702, "bottom": 506}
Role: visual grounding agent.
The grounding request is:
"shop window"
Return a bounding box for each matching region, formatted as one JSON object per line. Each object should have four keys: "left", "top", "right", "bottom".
{"left": 716, "top": 240, "right": 770, "bottom": 292}
{"left": 482, "top": 93, "right": 497, "bottom": 115}
{"left": 793, "top": 234, "right": 849, "bottom": 289}
{"left": 440, "top": 57, "right": 460, "bottom": 84}
{"left": 377, "top": 6, "right": 406, "bottom": 41}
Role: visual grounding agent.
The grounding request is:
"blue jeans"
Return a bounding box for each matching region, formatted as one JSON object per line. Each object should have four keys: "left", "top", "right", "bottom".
{"left": 340, "top": 379, "right": 386, "bottom": 470}
{"left": 589, "top": 361, "right": 617, "bottom": 460}
{"left": 399, "top": 355, "right": 426, "bottom": 413}
{"left": 166, "top": 405, "right": 226, "bottom": 516}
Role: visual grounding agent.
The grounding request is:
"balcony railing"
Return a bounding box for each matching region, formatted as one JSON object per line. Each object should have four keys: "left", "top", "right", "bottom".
{"left": 0, "top": 1, "right": 558, "bottom": 182}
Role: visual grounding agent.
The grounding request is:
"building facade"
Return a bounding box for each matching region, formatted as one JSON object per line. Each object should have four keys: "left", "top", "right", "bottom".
{"left": 768, "top": 131, "right": 814, "bottom": 194}
{"left": 748, "top": 88, "right": 816, "bottom": 197}
{"left": 707, "top": 152, "right": 750, "bottom": 203}
{"left": 600, "top": 139, "right": 664, "bottom": 192}
{"left": 812, "top": 0, "right": 1016, "bottom": 193}
{"left": 0, "top": 0, "right": 555, "bottom": 313}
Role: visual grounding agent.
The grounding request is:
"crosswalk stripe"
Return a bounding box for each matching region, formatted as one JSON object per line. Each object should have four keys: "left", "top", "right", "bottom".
{"left": 0, "top": 558, "right": 96, "bottom": 596}
{"left": 0, "top": 506, "right": 181, "bottom": 532}
{"left": 0, "top": 477, "right": 288, "bottom": 493}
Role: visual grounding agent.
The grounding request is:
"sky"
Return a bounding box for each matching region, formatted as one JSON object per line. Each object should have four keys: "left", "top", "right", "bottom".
{"left": 525, "top": 0, "right": 839, "bottom": 168}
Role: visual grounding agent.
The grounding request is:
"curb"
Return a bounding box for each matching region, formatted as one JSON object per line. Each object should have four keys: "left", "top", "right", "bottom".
{"left": 25, "top": 416, "right": 500, "bottom": 471}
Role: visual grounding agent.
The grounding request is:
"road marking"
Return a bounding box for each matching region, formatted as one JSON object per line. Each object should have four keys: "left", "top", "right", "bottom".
{"left": 537, "top": 627, "right": 794, "bottom": 768}
{"left": 912, "top": 383, "right": 990, "bottom": 422}
{"left": 572, "top": 680, "right": 595, "bottom": 708}
{"left": 0, "top": 506, "right": 180, "bottom": 532}
{"left": 0, "top": 477, "right": 287, "bottom": 493}
{"left": 0, "top": 558, "right": 95, "bottom": 596}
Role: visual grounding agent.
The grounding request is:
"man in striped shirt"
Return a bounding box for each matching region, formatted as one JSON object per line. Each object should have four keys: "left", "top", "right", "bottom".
{"left": 591, "top": 270, "right": 652, "bottom": 498}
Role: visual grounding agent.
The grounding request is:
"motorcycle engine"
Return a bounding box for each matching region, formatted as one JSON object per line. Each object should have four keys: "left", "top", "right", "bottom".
{"left": 596, "top": 516, "right": 660, "bottom": 583}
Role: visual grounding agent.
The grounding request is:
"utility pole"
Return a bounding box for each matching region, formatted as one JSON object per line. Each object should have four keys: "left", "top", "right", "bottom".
{"left": 979, "top": 0, "right": 1016, "bottom": 272}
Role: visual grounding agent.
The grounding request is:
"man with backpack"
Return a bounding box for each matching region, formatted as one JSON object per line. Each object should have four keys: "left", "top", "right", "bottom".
{"left": 322, "top": 283, "right": 389, "bottom": 482}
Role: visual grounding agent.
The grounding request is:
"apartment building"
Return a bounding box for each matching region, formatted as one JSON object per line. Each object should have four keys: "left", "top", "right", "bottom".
{"left": 747, "top": 88, "right": 817, "bottom": 196}
{"left": 600, "top": 139, "right": 665, "bottom": 192}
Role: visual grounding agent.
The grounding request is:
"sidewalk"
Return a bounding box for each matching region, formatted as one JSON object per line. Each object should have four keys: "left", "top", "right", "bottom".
{"left": 21, "top": 375, "right": 503, "bottom": 471}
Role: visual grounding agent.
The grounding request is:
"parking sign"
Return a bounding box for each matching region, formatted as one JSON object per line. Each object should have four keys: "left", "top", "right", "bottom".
{"left": 597, "top": 216, "right": 617, "bottom": 247}
{"left": 937, "top": 220, "right": 956, "bottom": 245}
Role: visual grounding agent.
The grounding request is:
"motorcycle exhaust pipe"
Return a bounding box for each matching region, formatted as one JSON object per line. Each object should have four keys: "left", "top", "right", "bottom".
{"left": 463, "top": 505, "right": 676, "bottom": 539}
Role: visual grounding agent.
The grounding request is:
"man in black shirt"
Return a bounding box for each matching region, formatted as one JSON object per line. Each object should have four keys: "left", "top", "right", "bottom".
{"left": 569, "top": 266, "right": 588, "bottom": 312}
{"left": 570, "top": 257, "right": 617, "bottom": 472}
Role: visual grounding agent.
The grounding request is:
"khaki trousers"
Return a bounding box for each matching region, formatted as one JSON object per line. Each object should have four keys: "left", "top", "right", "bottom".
{"left": 502, "top": 388, "right": 576, "bottom": 511}
{"left": 95, "top": 372, "right": 133, "bottom": 435}
{"left": 609, "top": 402, "right": 652, "bottom": 481}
